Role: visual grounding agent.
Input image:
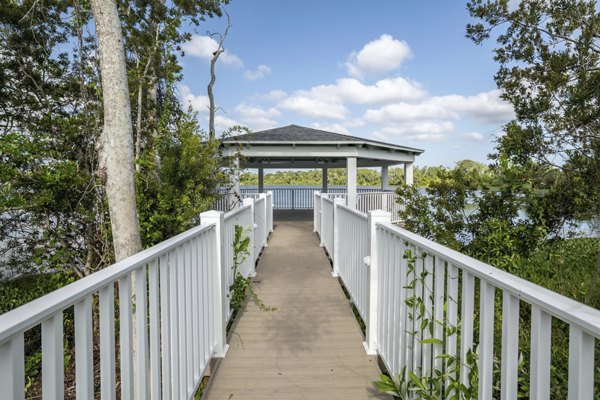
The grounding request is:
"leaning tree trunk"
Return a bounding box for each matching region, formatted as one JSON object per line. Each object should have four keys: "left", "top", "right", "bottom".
{"left": 90, "top": 0, "right": 142, "bottom": 261}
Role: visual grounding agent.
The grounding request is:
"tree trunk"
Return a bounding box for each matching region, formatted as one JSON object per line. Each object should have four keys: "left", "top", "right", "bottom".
{"left": 90, "top": 0, "right": 142, "bottom": 261}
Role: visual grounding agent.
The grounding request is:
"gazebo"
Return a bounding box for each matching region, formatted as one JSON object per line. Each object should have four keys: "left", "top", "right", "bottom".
{"left": 220, "top": 125, "right": 424, "bottom": 208}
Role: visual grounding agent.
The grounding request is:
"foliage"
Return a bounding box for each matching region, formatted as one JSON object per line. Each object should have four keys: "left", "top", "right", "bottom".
{"left": 0, "top": 0, "right": 233, "bottom": 280}
{"left": 229, "top": 225, "right": 276, "bottom": 320}
{"left": 373, "top": 248, "right": 481, "bottom": 400}
{"left": 466, "top": 0, "right": 600, "bottom": 227}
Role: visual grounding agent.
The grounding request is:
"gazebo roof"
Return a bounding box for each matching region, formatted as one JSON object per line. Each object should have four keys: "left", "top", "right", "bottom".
{"left": 220, "top": 124, "right": 424, "bottom": 168}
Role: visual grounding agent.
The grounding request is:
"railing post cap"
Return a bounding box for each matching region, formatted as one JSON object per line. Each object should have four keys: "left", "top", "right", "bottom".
{"left": 201, "top": 210, "right": 223, "bottom": 218}
{"left": 368, "top": 209, "right": 391, "bottom": 219}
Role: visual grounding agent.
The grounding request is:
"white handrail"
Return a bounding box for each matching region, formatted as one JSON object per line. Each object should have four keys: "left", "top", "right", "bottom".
{"left": 0, "top": 223, "right": 214, "bottom": 343}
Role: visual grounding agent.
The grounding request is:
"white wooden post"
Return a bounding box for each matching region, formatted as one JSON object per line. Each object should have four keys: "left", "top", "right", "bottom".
{"left": 332, "top": 198, "right": 345, "bottom": 277}
{"left": 404, "top": 162, "right": 414, "bottom": 186}
{"left": 347, "top": 156, "right": 357, "bottom": 209}
{"left": 267, "top": 190, "right": 274, "bottom": 232}
{"left": 243, "top": 198, "right": 257, "bottom": 276}
{"left": 381, "top": 165, "right": 389, "bottom": 191}
{"left": 199, "top": 211, "right": 228, "bottom": 357}
{"left": 364, "top": 209, "right": 391, "bottom": 355}
{"left": 313, "top": 191, "right": 320, "bottom": 233}
{"left": 320, "top": 193, "right": 327, "bottom": 247}
{"left": 259, "top": 193, "right": 268, "bottom": 247}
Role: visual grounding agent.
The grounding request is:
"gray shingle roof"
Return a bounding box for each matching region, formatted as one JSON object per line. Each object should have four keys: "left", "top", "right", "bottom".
{"left": 222, "top": 124, "right": 424, "bottom": 154}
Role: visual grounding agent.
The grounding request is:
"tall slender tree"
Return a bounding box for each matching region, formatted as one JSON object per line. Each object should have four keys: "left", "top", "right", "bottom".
{"left": 90, "top": 0, "right": 142, "bottom": 261}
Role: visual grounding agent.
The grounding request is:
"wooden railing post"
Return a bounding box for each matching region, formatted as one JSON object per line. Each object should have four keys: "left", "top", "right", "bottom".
{"left": 365, "top": 209, "right": 391, "bottom": 355}
{"left": 332, "top": 198, "right": 345, "bottom": 277}
{"left": 199, "top": 210, "right": 228, "bottom": 357}
{"left": 267, "top": 191, "right": 274, "bottom": 233}
{"left": 258, "top": 193, "right": 268, "bottom": 247}
{"left": 320, "top": 193, "right": 327, "bottom": 247}
{"left": 242, "top": 198, "right": 257, "bottom": 276}
{"left": 313, "top": 191, "right": 320, "bottom": 232}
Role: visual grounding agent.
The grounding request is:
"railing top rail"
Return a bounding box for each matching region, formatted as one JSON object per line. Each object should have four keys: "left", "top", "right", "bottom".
{"left": 357, "top": 191, "right": 396, "bottom": 196}
{"left": 376, "top": 221, "right": 600, "bottom": 337}
{"left": 338, "top": 203, "right": 368, "bottom": 220}
{"left": 0, "top": 223, "right": 215, "bottom": 344}
{"left": 322, "top": 196, "right": 334, "bottom": 204}
{"left": 224, "top": 204, "right": 251, "bottom": 221}
{"left": 254, "top": 196, "right": 265, "bottom": 204}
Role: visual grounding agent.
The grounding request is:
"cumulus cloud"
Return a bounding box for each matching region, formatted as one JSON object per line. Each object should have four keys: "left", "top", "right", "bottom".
{"left": 235, "top": 103, "right": 280, "bottom": 130}
{"left": 463, "top": 131, "right": 485, "bottom": 141}
{"left": 213, "top": 115, "right": 240, "bottom": 132}
{"left": 346, "top": 34, "right": 412, "bottom": 79}
{"left": 180, "top": 85, "right": 210, "bottom": 113}
{"left": 182, "top": 36, "right": 243, "bottom": 67}
{"left": 372, "top": 122, "right": 455, "bottom": 142}
{"left": 278, "top": 96, "right": 349, "bottom": 120}
{"left": 244, "top": 64, "right": 271, "bottom": 80}
{"left": 364, "top": 90, "right": 514, "bottom": 125}
{"left": 311, "top": 123, "right": 351, "bottom": 135}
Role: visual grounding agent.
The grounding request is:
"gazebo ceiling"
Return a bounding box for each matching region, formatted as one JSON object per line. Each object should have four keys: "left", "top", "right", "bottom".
{"left": 220, "top": 124, "right": 424, "bottom": 169}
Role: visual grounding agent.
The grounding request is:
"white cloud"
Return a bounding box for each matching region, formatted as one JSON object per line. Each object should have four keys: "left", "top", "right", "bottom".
{"left": 463, "top": 131, "right": 485, "bottom": 141}
{"left": 244, "top": 64, "right": 271, "bottom": 80}
{"left": 346, "top": 34, "right": 412, "bottom": 79}
{"left": 182, "top": 35, "right": 243, "bottom": 67}
{"left": 364, "top": 90, "right": 514, "bottom": 125}
{"left": 234, "top": 103, "right": 280, "bottom": 130}
{"left": 372, "top": 122, "right": 455, "bottom": 142}
{"left": 292, "top": 77, "right": 425, "bottom": 106}
{"left": 213, "top": 115, "right": 240, "bottom": 132}
{"left": 180, "top": 85, "right": 210, "bottom": 114}
{"left": 278, "top": 96, "right": 348, "bottom": 120}
{"left": 311, "top": 123, "right": 351, "bottom": 135}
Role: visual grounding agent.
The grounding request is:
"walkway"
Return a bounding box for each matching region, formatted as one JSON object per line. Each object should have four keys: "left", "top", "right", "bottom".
{"left": 204, "top": 213, "right": 387, "bottom": 399}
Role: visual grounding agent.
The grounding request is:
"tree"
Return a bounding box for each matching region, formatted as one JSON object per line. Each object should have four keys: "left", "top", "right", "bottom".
{"left": 466, "top": 0, "right": 600, "bottom": 220}
{"left": 90, "top": 0, "right": 142, "bottom": 261}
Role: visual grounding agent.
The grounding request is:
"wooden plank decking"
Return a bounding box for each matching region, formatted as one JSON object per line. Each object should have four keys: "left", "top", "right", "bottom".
{"left": 204, "top": 213, "right": 388, "bottom": 399}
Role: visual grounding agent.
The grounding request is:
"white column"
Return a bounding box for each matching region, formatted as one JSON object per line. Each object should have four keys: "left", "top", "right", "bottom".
{"left": 347, "top": 157, "right": 357, "bottom": 209}
{"left": 364, "top": 209, "right": 391, "bottom": 355}
{"left": 199, "top": 210, "right": 228, "bottom": 357}
{"left": 258, "top": 168, "right": 264, "bottom": 193}
{"left": 322, "top": 168, "right": 328, "bottom": 193}
{"left": 381, "top": 165, "right": 389, "bottom": 191}
{"left": 404, "top": 162, "right": 414, "bottom": 186}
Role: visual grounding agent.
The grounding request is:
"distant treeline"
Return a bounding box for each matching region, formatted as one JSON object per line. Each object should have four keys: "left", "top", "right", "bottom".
{"left": 240, "top": 160, "right": 559, "bottom": 189}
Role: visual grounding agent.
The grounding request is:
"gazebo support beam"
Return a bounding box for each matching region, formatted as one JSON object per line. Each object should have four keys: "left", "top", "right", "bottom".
{"left": 404, "top": 162, "right": 414, "bottom": 186}
{"left": 322, "top": 168, "right": 328, "bottom": 193}
{"left": 381, "top": 165, "right": 389, "bottom": 191}
{"left": 347, "top": 157, "right": 357, "bottom": 209}
{"left": 258, "top": 168, "right": 264, "bottom": 193}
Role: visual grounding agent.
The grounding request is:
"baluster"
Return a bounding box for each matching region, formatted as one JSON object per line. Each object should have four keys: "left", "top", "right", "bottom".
{"left": 42, "top": 312, "right": 64, "bottom": 400}
{"left": 478, "top": 281, "right": 496, "bottom": 399}
{"left": 0, "top": 333, "right": 25, "bottom": 400}
{"left": 530, "top": 306, "right": 551, "bottom": 400}
{"left": 501, "top": 292, "right": 520, "bottom": 400}
{"left": 100, "top": 285, "right": 116, "bottom": 400}
{"left": 75, "top": 297, "right": 93, "bottom": 400}
{"left": 118, "top": 274, "right": 133, "bottom": 399}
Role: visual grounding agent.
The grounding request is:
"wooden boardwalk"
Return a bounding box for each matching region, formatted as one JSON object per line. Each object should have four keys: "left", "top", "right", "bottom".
{"left": 204, "top": 213, "right": 388, "bottom": 399}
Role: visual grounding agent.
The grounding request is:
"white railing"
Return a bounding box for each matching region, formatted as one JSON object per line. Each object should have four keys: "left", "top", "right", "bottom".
{"left": 334, "top": 204, "right": 369, "bottom": 321}
{"left": 320, "top": 196, "right": 335, "bottom": 256}
{"left": 316, "top": 199, "right": 600, "bottom": 399}
{"left": 0, "top": 197, "right": 272, "bottom": 400}
{"left": 314, "top": 191, "right": 321, "bottom": 235}
{"left": 357, "top": 192, "right": 403, "bottom": 222}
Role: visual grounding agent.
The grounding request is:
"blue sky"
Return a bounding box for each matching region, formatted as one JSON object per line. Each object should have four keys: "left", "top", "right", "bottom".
{"left": 179, "top": 1, "right": 514, "bottom": 167}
